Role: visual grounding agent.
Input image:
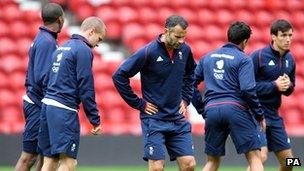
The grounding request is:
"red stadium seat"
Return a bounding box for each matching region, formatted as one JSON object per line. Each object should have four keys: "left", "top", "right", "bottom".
{"left": 74, "top": 2, "right": 94, "bottom": 21}
{"left": 16, "top": 38, "right": 32, "bottom": 56}
{"left": 94, "top": 73, "right": 114, "bottom": 93}
{"left": 176, "top": 7, "right": 197, "bottom": 24}
{"left": 204, "top": 25, "right": 225, "bottom": 41}
{"left": 9, "top": 71, "right": 25, "bottom": 91}
{"left": 144, "top": 23, "right": 162, "bottom": 41}
{"left": 197, "top": 9, "right": 215, "bottom": 26}
{"left": 122, "top": 23, "right": 145, "bottom": 46}
{"left": 118, "top": 6, "right": 139, "bottom": 24}
{"left": 0, "top": 38, "right": 15, "bottom": 56}
{"left": 0, "top": 105, "right": 23, "bottom": 123}
{"left": 215, "top": 9, "right": 235, "bottom": 26}
{"left": 0, "top": 20, "right": 9, "bottom": 38}
{"left": 0, "top": 54, "right": 23, "bottom": 73}
{"left": 2, "top": 3, "right": 22, "bottom": 22}
{"left": 138, "top": 7, "right": 158, "bottom": 24}
{"left": 236, "top": 10, "right": 255, "bottom": 25}
{"left": 103, "top": 21, "right": 122, "bottom": 40}
{"left": 254, "top": 10, "right": 273, "bottom": 27}
{"left": 157, "top": 7, "right": 175, "bottom": 24}
{"left": 95, "top": 6, "right": 118, "bottom": 24}
{"left": 0, "top": 89, "right": 17, "bottom": 108}
{"left": 0, "top": 71, "right": 8, "bottom": 89}
{"left": 23, "top": 10, "right": 41, "bottom": 24}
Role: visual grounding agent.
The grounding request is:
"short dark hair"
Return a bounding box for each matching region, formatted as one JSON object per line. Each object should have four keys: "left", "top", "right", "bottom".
{"left": 227, "top": 21, "right": 251, "bottom": 45}
{"left": 270, "top": 19, "right": 293, "bottom": 36}
{"left": 165, "top": 15, "right": 188, "bottom": 30}
{"left": 41, "top": 3, "right": 63, "bottom": 24}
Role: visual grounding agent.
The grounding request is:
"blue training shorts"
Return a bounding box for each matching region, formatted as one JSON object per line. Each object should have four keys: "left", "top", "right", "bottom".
{"left": 204, "top": 104, "right": 262, "bottom": 156}
{"left": 22, "top": 100, "right": 41, "bottom": 154}
{"left": 265, "top": 117, "right": 291, "bottom": 152}
{"left": 38, "top": 104, "right": 80, "bottom": 159}
{"left": 141, "top": 118, "right": 194, "bottom": 161}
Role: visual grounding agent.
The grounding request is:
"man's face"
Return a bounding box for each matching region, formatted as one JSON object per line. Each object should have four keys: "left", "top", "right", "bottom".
{"left": 272, "top": 29, "right": 293, "bottom": 52}
{"left": 165, "top": 25, "right": 187, "bottom": 49}
{"left": 90, "top": 27, "right": 106, "bottom": 47}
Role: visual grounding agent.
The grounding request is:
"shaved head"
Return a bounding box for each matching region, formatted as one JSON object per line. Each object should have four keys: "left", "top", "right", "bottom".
{"left": 80, "top": 16, "right": 106, "bottom": 34}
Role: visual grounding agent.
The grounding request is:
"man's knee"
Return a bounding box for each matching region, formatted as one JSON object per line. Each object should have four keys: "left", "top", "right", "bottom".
{"left": 180, "top": 158, "right": 196, "bottom": 171}
{"left": 19, "top": 152, "right": 37, "bottom": 166}
{"left": 149, "top": 160, "right": 165, "bottom": 171}
{"left": 260, "top": 152, "right": 268, "bottom": 163}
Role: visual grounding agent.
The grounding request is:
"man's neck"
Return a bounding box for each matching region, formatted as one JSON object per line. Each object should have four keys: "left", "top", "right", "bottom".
{"left": 272, "top": 43, "right": 286, "bottom": 57}
{"left": 160, "top": 34, "right": 173, "bottom": 51}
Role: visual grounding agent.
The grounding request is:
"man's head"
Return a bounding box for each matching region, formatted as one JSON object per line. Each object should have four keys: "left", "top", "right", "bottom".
{"left": 163, "top": 15, "right": 188, "bottom": 50}
{"left": 227, "top": 21, "right": 252, "bottom": 50}
{"left": 41, "top": 3, "right": 64, "bottom": 33}
{"left": 271, "top": 19, "right": 293, "bottom": 52}
{"left": 80, "top": 16, "right": 106, "bottom": 47}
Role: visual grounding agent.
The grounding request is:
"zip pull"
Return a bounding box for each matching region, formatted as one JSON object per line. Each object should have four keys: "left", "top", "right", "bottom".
{"left": 172, "top": 60, "right": 174, "bottom": 64}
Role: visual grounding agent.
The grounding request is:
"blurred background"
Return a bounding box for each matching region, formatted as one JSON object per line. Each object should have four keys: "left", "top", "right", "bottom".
{"left": 0, "top": 0, "right": 303, "bottom": 169}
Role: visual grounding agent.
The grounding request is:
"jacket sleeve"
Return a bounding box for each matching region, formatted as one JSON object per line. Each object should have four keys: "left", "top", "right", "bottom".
{"left": 239, "top": 57, "right": 264, "bottom": 121}
{"left": 251, "top": 51, "right": 278, "bottom": 95}
{"left": 34, "top": 39, "right": 57, "bottom": 94}
{"left": 181, "top": 50, "right": 196, "bottom": 105}
{"left": 191, "top": 57, "right": 205, "bottom": 117}
{"left": 282, "top": 60, "right": 296, "bottom": 96}
{"left": 112, "top": 47, "right": 147, "bottom": 111}
{"left": 76, "top": 49, "right": 100, "bottom": 126}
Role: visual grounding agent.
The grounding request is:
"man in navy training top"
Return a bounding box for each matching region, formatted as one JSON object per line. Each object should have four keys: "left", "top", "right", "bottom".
{"left": 15, "top": 3, "right": 64, "bottom": 171}
{"left": 192, "top": 21, "right": 266, "bottom": 171}
{"left": 249, "top": 19, "right": 295, "bottom": 171}
{"left": 112, "top": 15, "right": 196, "bottom": 171}
{"left": 38, "top": 17, "right": 106, "bottom": 171}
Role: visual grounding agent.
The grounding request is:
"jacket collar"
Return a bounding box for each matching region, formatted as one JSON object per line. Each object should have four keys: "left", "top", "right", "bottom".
{"left": 71, "top": 34, "right": 93, "bottom": 48}
{"left": 39, "top": 26, "right": 58, "bottom": 39}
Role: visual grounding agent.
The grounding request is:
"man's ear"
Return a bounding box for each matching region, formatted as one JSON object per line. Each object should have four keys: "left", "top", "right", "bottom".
{"left": 271, "top": 34, "right": 276, "bottom": 41}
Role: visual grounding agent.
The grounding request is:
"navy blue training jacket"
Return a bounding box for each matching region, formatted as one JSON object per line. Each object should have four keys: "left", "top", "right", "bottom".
{"left": 25, "top": 26, "right": 58, "bottom": 106}
{"left": 192, "top": 43, "right": 264, "bottom": 120}
{"left": 45, "top": 34, "right": 100, "bottom": 126}
{"left": 112, "top": 35, "right": 196, "bottom": 121}
{"left": 251, "top": 44, "right": 296, "bottom": 118}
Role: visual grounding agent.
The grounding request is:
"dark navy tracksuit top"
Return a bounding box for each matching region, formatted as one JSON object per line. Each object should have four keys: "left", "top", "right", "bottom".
{"left": 25, "top": 26, "right": 58, "bottom": 106}
{"left": 250, "top": 44, "right": 296, "bottom": 121}
{"left": 44, "top": 34, "right": 100, "bottom": 126}
{"left": 192, "top": 43, "right": 264, "bottom": 120}
{"left": 112, "top": 35, "right": 196, "bottom": 121}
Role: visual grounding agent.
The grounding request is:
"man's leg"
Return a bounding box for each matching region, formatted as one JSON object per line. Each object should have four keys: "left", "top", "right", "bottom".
{"left": 275, "top": 149, "right": 293, "bottom": 171}
{"left": 202, "top": 155, "right": 220, "bottom": 171}
{"left": 57, "top": 154, "right": 77, "bottom": 171}
{"left": 41, "top": 156, "right": 59, "bottom": 171}
{"left": 148, "top": 159, "right": 165, "bottom": 171}
{"left": 176, "top": 156, "right": 196, "bottom": 171}
{"left": 245, "top": 150, "right": 263, "bottom": 171}
{"left": 15, "top": 152, "right": 37, "bottom": 171}
{"left": 35, "top": 155, "right": 44, "bottom": 171}
{"left": 246, "top": 146, "right": 268, "bottom": 171}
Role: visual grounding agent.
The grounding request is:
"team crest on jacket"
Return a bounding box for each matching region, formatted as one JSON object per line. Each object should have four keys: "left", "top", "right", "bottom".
{"left": 178, "top": 51, "right": 183, "bottom": 60}
{"left": 216, "top": 60, "right": 224, "bottom": 69}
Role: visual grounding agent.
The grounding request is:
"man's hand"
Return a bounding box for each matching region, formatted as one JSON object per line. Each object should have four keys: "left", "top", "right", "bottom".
{"left": 145, "top": 102, "right": 158, "bottom": 115}
{"left": 179, "top": 100, "right": 188, "bottom": 115}
{"left": 274, "top": 74, "right": 290, "bottom": 92}
{"left": 259, "top": 118, "right": 266, "bottom": 133}
{"left": 91, "top": 125, "right": 101, "bottom": 135}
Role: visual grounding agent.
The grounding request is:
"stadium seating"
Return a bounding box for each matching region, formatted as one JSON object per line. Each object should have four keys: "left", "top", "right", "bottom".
{"left": 1, "top": 0, "right": 303, "bottom": 136}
